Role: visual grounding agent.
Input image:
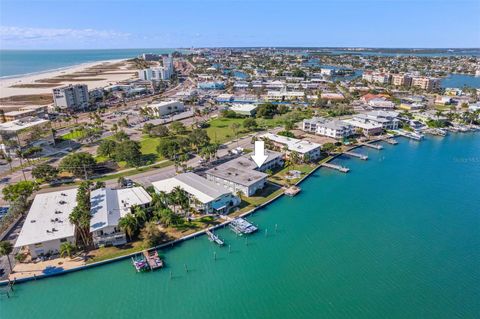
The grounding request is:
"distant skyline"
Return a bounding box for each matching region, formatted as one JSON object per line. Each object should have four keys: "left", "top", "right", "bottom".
{"left": 0, "top": 0, "right": 479, "bottom": 49}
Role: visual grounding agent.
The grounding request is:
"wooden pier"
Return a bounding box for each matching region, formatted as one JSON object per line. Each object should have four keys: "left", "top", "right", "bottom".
{"left": 321, "top": 162, "right": 350, "bottom": 173}
{"left": 362, "top": 143, "right": 383, "bottom": 150}
{"left": 143, "top": 250, "right": 164, "bottom": 270}
{"left": 344, "top": 151, "right": 368, "bottom": 160}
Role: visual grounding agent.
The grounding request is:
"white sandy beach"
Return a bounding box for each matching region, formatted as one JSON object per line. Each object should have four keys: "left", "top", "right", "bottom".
{"left": 0, "top": 59, "right": 139, "bottom": 106}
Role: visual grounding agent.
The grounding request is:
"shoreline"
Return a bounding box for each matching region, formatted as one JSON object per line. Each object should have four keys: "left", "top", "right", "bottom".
{"left": 0, "top": 138, "right": 388, "bottom": 286}
{"left": 0, "top": 58, "right": 127, "bottom": 81}
{"left": 0, "top": 58, "right": 136, "bottom": 102}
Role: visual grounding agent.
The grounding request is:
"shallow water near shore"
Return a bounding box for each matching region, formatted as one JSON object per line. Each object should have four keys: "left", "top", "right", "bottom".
{"left": 1, "top": 133, "right": 479, "bottom": 319}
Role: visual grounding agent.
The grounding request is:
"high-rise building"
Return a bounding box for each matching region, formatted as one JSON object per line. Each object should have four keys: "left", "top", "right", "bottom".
{"left": 53, "top": 84, "right": 89, "bottom": 111}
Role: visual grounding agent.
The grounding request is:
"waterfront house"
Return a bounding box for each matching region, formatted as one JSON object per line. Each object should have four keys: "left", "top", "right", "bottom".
{"left": 152, "top": 173, "right": 240, "bottom": 214}
{"left": 14, "top": 189, "right": 78, "bottom": 258}
{"left": 302, "top": 117, "right": 354, "bottom": 139}
{"left": 259, "top": 133, "right": 321, "bottom": 161}
{"left": 90, "top": 187, "right": 152, "bottom": 247}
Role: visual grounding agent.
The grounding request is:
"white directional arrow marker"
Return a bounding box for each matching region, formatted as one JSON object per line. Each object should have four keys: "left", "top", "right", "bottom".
{"left": 251, "top": 140, "right": 268, "bottom": 168}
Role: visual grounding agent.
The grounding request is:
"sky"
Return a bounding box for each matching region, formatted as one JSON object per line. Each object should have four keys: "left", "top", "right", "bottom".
{"left": 0, "top": 0, "right": 479, "bottom": 49}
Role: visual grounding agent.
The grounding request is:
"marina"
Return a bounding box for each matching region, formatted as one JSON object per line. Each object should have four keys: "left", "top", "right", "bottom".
{"left": 321, "top": 162, "right": 350, "bottom": 173}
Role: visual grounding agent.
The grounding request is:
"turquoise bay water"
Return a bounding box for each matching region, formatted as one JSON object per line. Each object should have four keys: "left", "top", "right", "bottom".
{"left": 1, "top": 133, "right": 479, "bottom": 318}
{"left": 441, "top": 74, "right": 480, "bottom": 88}
{"left": 0, "top": 49, "right": 176, "bottom": 78}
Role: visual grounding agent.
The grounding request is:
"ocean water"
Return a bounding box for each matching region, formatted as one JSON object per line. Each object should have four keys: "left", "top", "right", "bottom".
{"left": 0, "top": 49, "right": 176, "bottom": 78}
{"left": 1, "top": 133, "right": 479, "bottom": 319}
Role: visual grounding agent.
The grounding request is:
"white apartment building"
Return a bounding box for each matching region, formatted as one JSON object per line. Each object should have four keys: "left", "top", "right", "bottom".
{"left": 90, "top": 187, "right": 152, "bottom": 247}
{"left": 411, "top": 77, "right": 440, "bottom": 91}
{"left": 15, "top": 189, "right": 78, "bottom": 258}
{"left": 152, "top": 173, "right": 240, "bottom": 214}
{"left": 53, "top": 84, "right": 89, "bottom": 111}
{"left": 302, "top": 117, "right": 354, "bottom": 139}
{"left": 259, "top": 133, "right": 321, "bottom": 161}
{"left": 352, "top": 111, "right": 400, "bottom": 130}
{"left": 205, "top": 150, "right": 283, "bottom": 197}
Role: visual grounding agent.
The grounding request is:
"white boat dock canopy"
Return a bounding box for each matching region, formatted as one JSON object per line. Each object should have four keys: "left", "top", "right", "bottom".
{"left": 152, "top": 172, "right": 232, "bottom": 204}
{"left": 90, "top": 187, "right": 152, "bottom": 232}
{"left": 15, "top": 188, "right": 78, "bottom": 248}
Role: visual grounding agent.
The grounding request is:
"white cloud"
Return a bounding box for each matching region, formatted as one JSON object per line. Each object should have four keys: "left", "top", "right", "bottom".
{"left": 0, "top": 26, "right": 130, "bottom": 42}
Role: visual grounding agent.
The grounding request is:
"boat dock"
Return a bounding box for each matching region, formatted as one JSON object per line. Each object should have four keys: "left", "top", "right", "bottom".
{"left": 285, "top": 185, "right": 301, "bottom": 196}
{"left": 321, "top": 162, "right": 350, "bottom": 173}
{"left": 362, "top": 143, "right": 383, "bottom": 150}
{"left": 230, "top": 218, "right": 258, "bottom": 235}
{"left": 385, "top": 138, "right": 398, "bottom": 145}
{"left": 143, "top": 250, "right": 164, "bottom": 270}
{"left": 132, "top": 254, "right": 149, "bottom": 272}
{"left": 394, "top": 130, "right": 424, "bottom": 141}
{"left": 423, "top": 128, "right": 446, "bottom": 137}
{"left": 206, "top": 230, "right": 225, "bottom": 246}
{"left": 344, "top": 151, "right": 368, "bottom": 160}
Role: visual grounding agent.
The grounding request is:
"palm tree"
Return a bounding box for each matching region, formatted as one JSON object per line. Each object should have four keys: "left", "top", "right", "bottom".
{"left": 119, "top": 213, "right": 138, "bottom": 241}
{"left": 159, "top": 208, "right": 174, "bottom": 227}
{"left": 133, "top": 205, "right": 148, "bottom": 224}
{"left": 59, "top": 242, "right": 76, "bottom": 258}
{"left": 0, "top": 241, "right": 13, "bottom": 272}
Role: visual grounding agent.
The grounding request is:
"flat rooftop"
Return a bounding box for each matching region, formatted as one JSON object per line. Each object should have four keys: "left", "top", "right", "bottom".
{"left": 206, "top": 160, "right": 268, "bottom": 187}
{"left": 90, "top": 187, "right": 152, "bottom": 232}
{"left": 15, "top": 188, "right": 78, "bottom": 247}
{"left": 342, "top": 119, "right": 383, "bottom": 130}
{"left": 229, "top": 103, "right": 258, "bottom": 113}
{"left": 259, "top": 133, "right": 321, "bottom": 154}
{"left": 0, "top": 117, "right": 50, "bottom": 132}
{"left": 152, "top": 172, "right": 231, "bottom": 204}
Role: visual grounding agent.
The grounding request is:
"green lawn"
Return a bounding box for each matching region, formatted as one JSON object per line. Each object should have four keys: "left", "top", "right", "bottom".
{"left": 206, "top": 118, "right": 247, "bottom": 143}
{"left": 206, "top": 117, "right": 277, "bottom": 144}
{"left": 61, "top": 129, "right": 86, "bottom": 140}
{"left": 140, "top": 136, "right": 163, "bottom": 162}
